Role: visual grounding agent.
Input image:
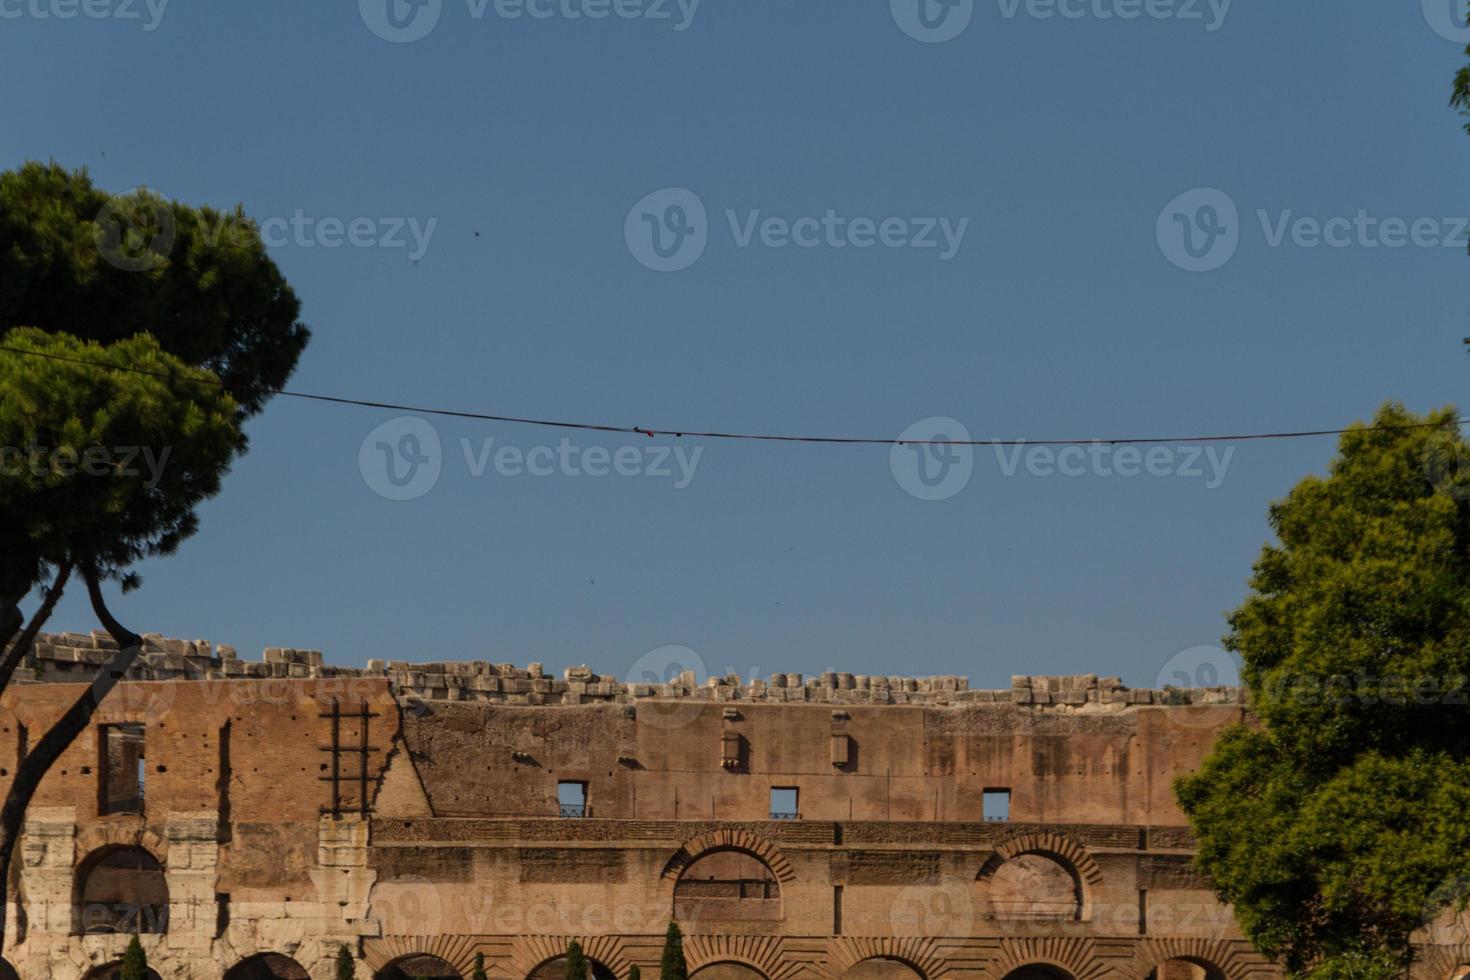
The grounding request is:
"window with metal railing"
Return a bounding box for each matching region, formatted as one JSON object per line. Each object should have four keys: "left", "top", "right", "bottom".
{"left": 558, "top": 780, "right": 588, "bottom": 818}
{"left": 984, "top": 788, "right": 1011, "bottom": 822}
{"left": 769, "top": 786, "right": 799, "bottom": 820}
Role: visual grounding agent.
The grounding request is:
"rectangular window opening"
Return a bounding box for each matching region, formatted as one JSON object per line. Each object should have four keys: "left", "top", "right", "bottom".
{"left": 557, "top": 780, "right": 587, "bottom": 818}
{"left": 983, "top": 788, "right": 1010, "bottom": 823}
{"left": 770, "top": 786, "right": 799, "bottom": 820}
{"left": 99, "top": 723, "right": 145, "bottom": 816}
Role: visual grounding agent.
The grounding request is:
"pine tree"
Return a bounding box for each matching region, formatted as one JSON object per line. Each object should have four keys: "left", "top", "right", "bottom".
{"left": 659, "top": 922, "right": 687, "bottom": 980}
{"left": 565, "top": 940, "right": 589, "bottom": 980}
{"left": 119, "top": 935, "right": 148, "bottom": 980}
{"left": 335, "top": 944, "right": 356, "bottom": 980}
{"left": 473, "top": 952, "right": 489, "bottom": 980}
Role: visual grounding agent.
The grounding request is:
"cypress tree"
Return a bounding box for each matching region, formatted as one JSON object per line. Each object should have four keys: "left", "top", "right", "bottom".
{"left": 335, "top": 944, "right": 356, "bottom": 980}
{"left": 659, "top": 922, "right": 687, "bottom": 980}
{"left": 119, "top": 936, "right": 148, "bottom": 980}
{"left": 566, "top": 940, "right": 589, "bottom": 980}
{"left": 473, "top": 952, "right": 489, "bottom": 980}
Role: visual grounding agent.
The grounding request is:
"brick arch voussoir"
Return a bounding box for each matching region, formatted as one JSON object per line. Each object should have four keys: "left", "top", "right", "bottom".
{"left": 809, "top": 937, "right": 951, "bottom": 980}
{"left": 1410, "top": 943, "right": 1470, "bottom": 980}
{"left": 662, "top": 830, "right": 795, "bottom": 883}
{"left": 988, "top": 938, "right": 1116, "bottom": 980}
{"left": 72, "top": 823, "right": 169, "bottom": 866}
{"left": 682, "top": 934, "right": 804, "bottom": 980}
{"left": 1128, "top": 938, "right": 1272, "bottom": 980}
{"left": 977, "top": 832, "right": 1101, "bottom": 888}
{"left": 363, "top": 935, "right": 483, "bottom": 978}
{"left": 510, "top": 935, "right": 632, "bottom": 979}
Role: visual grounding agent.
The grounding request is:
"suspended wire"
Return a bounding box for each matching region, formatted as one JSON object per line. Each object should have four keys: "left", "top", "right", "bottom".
{"left": 2, "top": 343, "right": 1465, "bottom": 448}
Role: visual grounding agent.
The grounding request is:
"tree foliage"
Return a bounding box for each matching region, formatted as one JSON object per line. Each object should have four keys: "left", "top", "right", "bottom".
{"left": 566, "top": 940, "right": 589, "bottom": 980}
{"left": 659, "top": 922, "right": 687, "bottom": 980}
{"left": 0, "top": 161, "right": 308, "bottom": 418}
{"left": 337, "top": 945, "right": 357, "bottom": 980}
{"left": 629, "top": 965, "right": 642, "bottom": 980}
{"left": 1176, "top": 403, "right": 1470, "bottom": 980}
{"left": 120, "top": 935, "right": 149, "bottom": 980}
{"left": 472, "top": 952, "right": 488, "bottom": 980}
{"left": 0, "top": 327, "right": 244, "bottom": 587}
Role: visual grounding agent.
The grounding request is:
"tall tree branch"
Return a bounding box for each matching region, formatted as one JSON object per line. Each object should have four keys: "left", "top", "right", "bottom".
{"left": 0, "top": 561, "right": 71, "bottom": 695}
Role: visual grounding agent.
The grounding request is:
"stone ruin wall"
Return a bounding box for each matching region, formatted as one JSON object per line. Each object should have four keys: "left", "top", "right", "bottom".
{"left": 16, "top": 632, "right": 1246, "bottom": 709}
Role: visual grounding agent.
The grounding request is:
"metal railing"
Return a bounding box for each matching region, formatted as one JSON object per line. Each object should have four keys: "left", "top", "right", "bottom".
{"left": 768, "top": 811, "right": 799, "bottom": 820}
{"left": 559, "top": 804, "right": 588, "bottom": 818}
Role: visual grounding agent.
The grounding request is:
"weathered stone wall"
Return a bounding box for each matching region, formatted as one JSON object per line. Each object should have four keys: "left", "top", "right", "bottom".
{"left": 0, "top": 633, "right": 1453, "bottom": 980}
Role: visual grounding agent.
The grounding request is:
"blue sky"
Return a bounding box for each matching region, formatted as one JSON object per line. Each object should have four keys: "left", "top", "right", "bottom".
{"left": 4, "top": 0, "right": 1468, "bottom": 688}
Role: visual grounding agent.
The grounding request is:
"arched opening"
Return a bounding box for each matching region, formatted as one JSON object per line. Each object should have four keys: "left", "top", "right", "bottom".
{"left": 0, "top": 959, "right": 16, "bottom": 980}
{"left": 1001, "top": 966, "right": 1075, "bottom": 980}
{"left": 1146, "top": 959, "right": 1225, "bottom": 980}
{"left": 985, "top": 853, "right": 1080, "bottom": 921}
{"left": 674, "top": 848, "right": 781, "bottom": 922}
{"left": 82, "top": 963, "right": 163, "bottom": 980}
{"left": 376, "top": 954, "right": 463, "bottom": 980}
{"left": 75, "top": 846, "right": 169, "bottom": 934}
{"left": 528, "top": 956, "right": 618, "bottom": 980}
{"left": 689, "top": 964, "right": 769, "bottom": 980}
{"left": 226, "top": 953, "right": 312, "bottom": 980}
{"left": 1452, "top": 966, "right": 1470, "bottom": 980}
{"left": 843, "top": 958, "right": 926, "bottom": 980}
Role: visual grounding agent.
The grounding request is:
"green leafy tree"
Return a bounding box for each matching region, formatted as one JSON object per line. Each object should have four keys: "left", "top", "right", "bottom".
{"left": 337, "top": 944, "right": 357, "bottom": 980}
{"left": 0, "top": 163, "right": 306, "bottom": 950}
{"left": 565, "top": 941, "right": 589, "bottom": 980}
{"left": 659, "top": 922, "right": 687, "bottom": 980}
{"left": 1176, "top": 404, "right": 1470, "bottom": 980}
{"left": 0, "top": 327, "right": 245, "bottom": 944}
{"left": 119, "top": 935, "right": 149, "bottom": 980}
{"left": 472, "top": 952, "right": 488, "bottom": 980}
{"left": 0, "top": 161, "right": 308, "bottom": 651}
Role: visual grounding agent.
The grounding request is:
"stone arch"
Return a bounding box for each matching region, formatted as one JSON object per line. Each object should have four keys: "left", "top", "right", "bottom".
{"left": 225, "top": 953, "right": 312, "bottom": 980}
{"left": 81, "top": 963, "right": 164, "bottom": 980}
{"left": 1406, "top": 945, "right": 1470, "bottom": 980}
{"left": 674, "top": 848, "right": 783, "bottom": 923}
{"left": 989, "top": 939, "right": 1114, "bottom": 980}
{"left": 819, "top": 939, "right": 950, "bottom": 980}
{"left": 72, "top": 823, "right": 169, "bottom": 865}
{"left": 511, "top": 937, "right": 632, "bottom": 980}
{"left": 662, "top": 830, "right": 795, "bottom": 883}
{"left": 681, "top": 935, "right": 803, "bottom": 980}
{"left": 73, "top": 844, "right": 169, "bottom": 935}
{"left": 1129, "top": 940, "right": 1263, "bottom": 980}
{"left": 690, "top": 964, "right": 771, "bottom": 980}
{"left": 977, "top": 832, "right": 1101, "bottom": 923}
{"left": 375, "top": 954, "right": 464, "bottom": 980}
{"left": 364, "top": 937, "right": 480, "bottom": 980}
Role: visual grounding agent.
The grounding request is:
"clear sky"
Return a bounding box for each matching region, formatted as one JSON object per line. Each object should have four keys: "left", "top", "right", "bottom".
{"left": 4, "top": 0, "right": 1468, "bottom": 689}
